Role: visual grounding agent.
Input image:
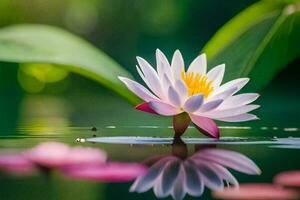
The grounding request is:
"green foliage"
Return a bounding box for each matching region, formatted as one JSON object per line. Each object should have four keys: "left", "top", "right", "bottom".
{"left": 0, "top": 24, "right": 138, "bottom": 103}
{"left": 202, "top": 0, "right": 300, "bottom": 90}
{"left": 0, "top": 0, "right": 299, "bottom": 102}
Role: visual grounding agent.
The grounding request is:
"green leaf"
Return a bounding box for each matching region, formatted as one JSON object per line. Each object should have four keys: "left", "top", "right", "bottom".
{"left": 202, "top": 0, "right": 300, "bottom": 90}
{"left": 0, "top": 24, "right": 139, "bottom": 103}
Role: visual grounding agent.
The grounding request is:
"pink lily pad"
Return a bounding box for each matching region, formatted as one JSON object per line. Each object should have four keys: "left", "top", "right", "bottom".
{"left": 63, "top": 162, "right": 147, "bottom": 182}
{"left": 274, "top": 171, "right": 300, "bottom": 187}
{"left": 24, "top": 142, "right": 106, "bottom": 168}
{"left": 213, "top": 183, "right": 299, "bottom": 200}
{"left": 0, "top": 155, "right": 36, "bottom": 175}
{"left": 65, "top": 146, "right": 107, "bottom": 166}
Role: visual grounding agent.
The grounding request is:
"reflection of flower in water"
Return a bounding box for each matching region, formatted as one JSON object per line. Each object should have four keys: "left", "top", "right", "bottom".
{"left": 130, "top": 139, "right": 261, "bottom": 200}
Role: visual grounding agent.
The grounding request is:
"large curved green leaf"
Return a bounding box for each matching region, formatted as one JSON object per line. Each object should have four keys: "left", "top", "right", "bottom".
{"left": 0, "top": 24, "right": 138, "bottom": 103}
{"left": 202, "top": 0, "right": 300, "bottom": 90}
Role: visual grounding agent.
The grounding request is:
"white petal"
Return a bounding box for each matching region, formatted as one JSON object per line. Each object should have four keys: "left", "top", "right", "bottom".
{"left": 168, "top": 86, "right": 181, "bottom": 107}
{"left": 217, "top": 113, "right": 259, "bottom": 122}
{"left": 171, "top": 50, "right": 184, "bottom": 81}
{"left": 136, "top": 65, "right": 147, "bottom": 82}
{"left": 156, "top": 49, "right": 172, "bottom": 81}
{"left": 163, "top": 74, "right": 173, "bottom": 92}
{"left": 118, "top": 77, "right": 158, "bottom": 102}
{"left": 219, "top": 93, "right": 259, "bottom": 109}
{"left": 202, "top": 105, "right": 260, "bottom": 119}
{"left": 213, "top": 78, "right": 249, "bottom": 96}
{"left": 209, "top": 86, "right": 238, "bottom": 101}
{"left": 137, "top": 57, "right": 164, "bottom": 99}
{"left": 198, "top": 99, "right": 223, "bottom": 112}
{"left": 183, "top": 94, "right": 204, "bottom": 113}
{"left": 149, "top": 101, "right": 181, "bottom": 116}
{"left": 187, "top": 53, "right": 206, "bottom": 74}
{"left": 175, "top": 80, "right": 188, "bottom": 100}
{"left": 207, "top": 64, "right": 225, "bottom": 88}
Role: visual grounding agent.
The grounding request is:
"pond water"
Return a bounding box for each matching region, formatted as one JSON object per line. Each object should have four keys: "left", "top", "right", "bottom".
{"left": 1, "top": 80, "right": 300, "bottom": 200}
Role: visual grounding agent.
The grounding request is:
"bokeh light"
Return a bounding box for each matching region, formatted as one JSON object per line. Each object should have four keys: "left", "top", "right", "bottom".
{"left": 18, "top": 63, "right": 69, "bottom": 93}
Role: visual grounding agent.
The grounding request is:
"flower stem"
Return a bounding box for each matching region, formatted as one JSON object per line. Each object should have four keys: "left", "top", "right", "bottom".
{"left": 173, "top": 112, "right": 191, "bottom": 137}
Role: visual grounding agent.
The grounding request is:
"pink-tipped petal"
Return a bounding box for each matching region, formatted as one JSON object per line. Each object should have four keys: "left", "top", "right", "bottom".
{"left": 274, "top": 171, "right": 300, "bottom": 188}
{"left": 149, "top": 101, "right": 181, "bottom": 116}
{"left": 189, "top": 114, "right": 220, "bottom": 138}
{"left": 63, "top": 162, "right": 147, "bottom": 182}
{"left": 135, "top": 102, "right": 159, "bottom": 115}
{"left": 213, "top": 183, "right": 299, "bottom": 200}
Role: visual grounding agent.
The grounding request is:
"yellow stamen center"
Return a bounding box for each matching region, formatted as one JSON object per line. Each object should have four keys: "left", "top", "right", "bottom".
{"left": 181, "top": 71, "right": 214, "bottom": 98}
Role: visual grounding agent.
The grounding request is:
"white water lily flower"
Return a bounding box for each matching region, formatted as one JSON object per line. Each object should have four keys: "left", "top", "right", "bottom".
{"left": 119, "top": 49, "right": 260, "bottom": 138}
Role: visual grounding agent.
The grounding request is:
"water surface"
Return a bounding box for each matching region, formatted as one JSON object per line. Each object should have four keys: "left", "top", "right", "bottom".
{"left": 1, "top": 86, "right": 300, "bottom": 199}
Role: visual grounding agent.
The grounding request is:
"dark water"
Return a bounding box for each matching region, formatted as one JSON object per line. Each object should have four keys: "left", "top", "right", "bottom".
{"left": 1, "top": 81, "right": 300, "bottom": 199}
{"left": 1, "top": 128, "right": 300, "bottom": 200}
{"left": 1, "top": 121, "right": 300, "bottom": 199}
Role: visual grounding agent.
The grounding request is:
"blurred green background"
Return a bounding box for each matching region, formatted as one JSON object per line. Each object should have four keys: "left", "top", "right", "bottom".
{"left": 0, "top": 0, "right": 256, "bottom": 69}
{"left": 0, "top": 0, "right": 258, "bottom": 129}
